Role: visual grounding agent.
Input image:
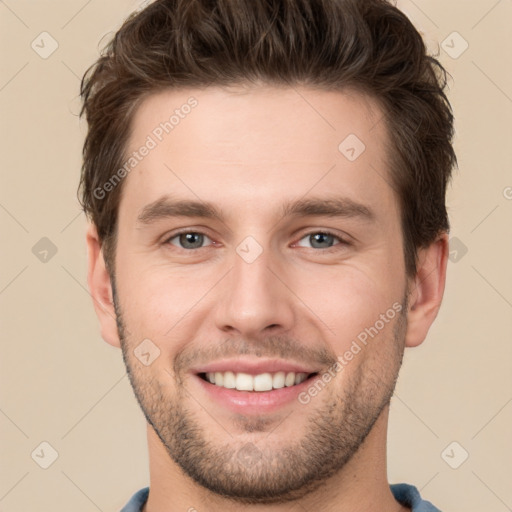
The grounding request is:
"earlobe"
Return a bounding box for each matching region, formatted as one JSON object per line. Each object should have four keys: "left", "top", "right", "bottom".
{"left": 86, "top": 223, "right": 121, "bottom": 348}
{"left": 405, "top": 233, "right": 449, "bottom": 348}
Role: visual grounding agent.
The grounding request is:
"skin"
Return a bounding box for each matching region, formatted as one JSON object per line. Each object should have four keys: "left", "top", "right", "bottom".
{"left": 87, "top": 84, "right": 448, "bottom": 512}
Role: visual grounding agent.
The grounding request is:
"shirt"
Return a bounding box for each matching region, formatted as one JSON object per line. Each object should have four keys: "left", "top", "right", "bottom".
{"left": 120, "top": 483, "right": 441, "bottom": 511}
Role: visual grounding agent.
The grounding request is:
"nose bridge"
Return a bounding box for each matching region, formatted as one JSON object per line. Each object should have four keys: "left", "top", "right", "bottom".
{"left": 215, "top": 240, "right": 294, "bottom": 335}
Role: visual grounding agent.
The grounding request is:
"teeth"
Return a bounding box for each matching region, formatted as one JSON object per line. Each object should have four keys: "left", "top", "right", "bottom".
{"left": 254, "top": 373, "right": 273, "bottom": 391}
{"left": 223, "top": 371, "right": 236, "bottom": 389}
{"left": 204, "top": 371, "right": 311, "bottom": 391}
{"left": 273, "top": 371, "right": 285, "bottom": 389}
{"left": 214, "top": 372, "right": 224, "bottom": 387}
{"left": 236, "top": 372, "right": 254, "bottom": 391}
{"left": 285, "top": 372, "right": 296, "bottom": 387}
{"left": 295, "top": 373, "right": 307, "bottom": 385}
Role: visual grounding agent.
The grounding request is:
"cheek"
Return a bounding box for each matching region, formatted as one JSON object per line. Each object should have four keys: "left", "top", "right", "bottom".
{"left": 291, "top": 263, "right": 402, "bottom": 352}
{"left": 116, "top": 264, "right": 215, "bottom": 338}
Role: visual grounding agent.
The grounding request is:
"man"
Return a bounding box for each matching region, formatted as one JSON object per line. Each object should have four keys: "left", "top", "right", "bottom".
{"left": 79, "top": 0, "right": 457, "bottom": 510}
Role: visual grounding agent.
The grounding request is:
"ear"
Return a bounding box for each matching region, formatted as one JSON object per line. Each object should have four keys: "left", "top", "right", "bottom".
{"left": 86, "top": 223, "right": 121, "bottom": 348}
{"left": 405, "top": 233, "right": 449, "bottom": 348}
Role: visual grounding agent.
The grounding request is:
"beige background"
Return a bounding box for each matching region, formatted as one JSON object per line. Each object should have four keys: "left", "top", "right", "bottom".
{"left": 1, "top": 1, "right": 511, "bottom": 511}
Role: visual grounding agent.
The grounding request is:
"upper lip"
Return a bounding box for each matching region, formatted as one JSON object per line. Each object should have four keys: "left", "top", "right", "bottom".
{"left": 191, "top": 358, "right": 321, "bottom": 376}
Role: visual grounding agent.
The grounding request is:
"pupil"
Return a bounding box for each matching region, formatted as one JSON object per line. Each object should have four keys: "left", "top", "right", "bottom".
{"left": 312, "top": 233, "right": 332, "bottom": 248}
{"left": 181, "top": 233, "right": 203, "bottom": 249}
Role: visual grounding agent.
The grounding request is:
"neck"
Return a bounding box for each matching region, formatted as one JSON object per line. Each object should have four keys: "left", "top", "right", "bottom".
{"left": 142, "top": 407, "right": 409, "bottom": 512}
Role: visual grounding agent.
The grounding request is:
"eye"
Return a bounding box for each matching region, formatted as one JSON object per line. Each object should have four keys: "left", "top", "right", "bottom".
{"left": 166, "top": 231, "right": 213, "bottom": 250}
{"left": 295, "top": 231, "right": 347, "bottom": 250}
{"left": 164, "top": 230, "right": 347, "bottom": 252}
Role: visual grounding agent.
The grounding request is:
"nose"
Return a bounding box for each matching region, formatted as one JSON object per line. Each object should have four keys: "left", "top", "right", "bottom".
{"left": 214, "top": 243, "right": 296, "bottom": 338}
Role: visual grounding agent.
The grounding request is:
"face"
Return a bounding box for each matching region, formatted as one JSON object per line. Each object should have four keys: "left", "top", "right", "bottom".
{"left": 106, "top": 85, "right": 412, "bottom": 503}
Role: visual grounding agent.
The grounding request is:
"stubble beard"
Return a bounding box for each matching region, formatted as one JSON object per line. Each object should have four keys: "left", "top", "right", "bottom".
{"left": 113, "top": 282, "right": 407, "bottom": 505}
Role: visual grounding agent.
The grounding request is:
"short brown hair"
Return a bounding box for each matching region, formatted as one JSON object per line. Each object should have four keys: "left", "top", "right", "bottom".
{"left": 79, "top": 0, "right": 457, "bottom": 276}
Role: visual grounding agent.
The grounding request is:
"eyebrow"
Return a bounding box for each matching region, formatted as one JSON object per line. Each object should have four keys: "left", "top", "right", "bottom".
{"left": 136, "top": 195, "right": 375, "bottom": 226}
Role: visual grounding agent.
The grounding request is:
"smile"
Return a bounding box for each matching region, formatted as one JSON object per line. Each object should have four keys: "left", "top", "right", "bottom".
{"left": 199, "top": 371, "right": 318, "bottom": 392}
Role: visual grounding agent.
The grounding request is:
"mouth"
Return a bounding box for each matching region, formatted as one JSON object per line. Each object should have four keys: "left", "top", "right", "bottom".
{"left": 197, "top": 371, "right": 319, "bottom": 392}
{"left": 191, "top": 359, "right": 324, "bottom": 413}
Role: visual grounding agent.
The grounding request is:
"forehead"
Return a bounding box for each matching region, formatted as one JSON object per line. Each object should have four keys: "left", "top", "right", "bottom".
{"left": 128, "top": 84, "right": 385, "bottom": 158}
{"left": 120, "top": 85, "right": 397, "bottom": 223}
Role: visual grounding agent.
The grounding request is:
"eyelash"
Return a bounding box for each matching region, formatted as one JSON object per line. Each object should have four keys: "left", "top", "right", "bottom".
{"left": 164, "top": 229, "right": 350, "bottom": 252}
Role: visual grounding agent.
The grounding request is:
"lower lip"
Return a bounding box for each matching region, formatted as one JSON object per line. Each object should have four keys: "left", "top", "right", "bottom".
{"left": 193, "top": 374, "right": 316, "bottom": 414}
